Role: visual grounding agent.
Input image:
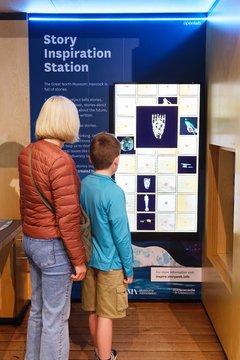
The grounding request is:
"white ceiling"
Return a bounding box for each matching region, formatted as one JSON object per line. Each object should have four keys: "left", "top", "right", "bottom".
{"left": 0, "top": 0, "right": 217, "bottom": 14}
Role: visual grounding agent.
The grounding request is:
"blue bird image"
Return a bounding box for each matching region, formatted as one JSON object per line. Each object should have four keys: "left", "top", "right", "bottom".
{"left": 184, "top": 119, "right": 197, "bottom": 134}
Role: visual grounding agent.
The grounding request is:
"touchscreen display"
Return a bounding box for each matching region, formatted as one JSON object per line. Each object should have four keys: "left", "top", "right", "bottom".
{"left": 114, "top": 83, "right": 200, "bottom": 232}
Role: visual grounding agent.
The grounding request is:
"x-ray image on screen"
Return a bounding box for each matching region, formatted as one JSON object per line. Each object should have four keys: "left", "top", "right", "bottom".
{"left": 136, "top": 106, "right": 178, "bottom": 148}
{"left": 114, "top": 83, "right": 200, "bottom": 233}
{"left": 137, "top": 175, "right": 156, "bottom": 193}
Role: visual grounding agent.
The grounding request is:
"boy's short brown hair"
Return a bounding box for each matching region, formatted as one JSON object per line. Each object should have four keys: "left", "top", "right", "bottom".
{"left": 90, "top": 132, "right": 121, "bottom": 170}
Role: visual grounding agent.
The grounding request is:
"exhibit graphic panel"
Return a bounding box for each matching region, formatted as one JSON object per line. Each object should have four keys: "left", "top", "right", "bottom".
{"left": 28, "top": 18, "right": 206, "bottom": 301}
{"left": 114, "top": 83, "right": 200, "bottom": 233}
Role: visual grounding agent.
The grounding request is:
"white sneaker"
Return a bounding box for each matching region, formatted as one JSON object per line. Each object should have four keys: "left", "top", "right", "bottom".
{"left": 96, "top": 349, "right": 118, "bottom": 360}
{"left": 110, "top": 350, "right": 118, "bottom": 360}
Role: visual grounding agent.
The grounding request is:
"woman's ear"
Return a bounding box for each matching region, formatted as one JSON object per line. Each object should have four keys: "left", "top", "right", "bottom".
{"left": 89, "top": 155, "right": 93, "bottom": 164}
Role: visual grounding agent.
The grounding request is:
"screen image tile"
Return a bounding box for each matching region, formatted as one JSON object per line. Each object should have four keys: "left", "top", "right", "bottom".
{"left": 157, "top": 175, "right": 176, "bottom": 193}
{"left": 118, "top": 155, "right": 136, "bottom": 173}
{"left": 177, "top": 175, "right": 197, "bottom": 193}
{"left": 157, "top": 213, "right": 176, "bottom": 232}
{"left": 115, "top": 174, "right": 136, "bottom": 193}
{"left": 136, "top": 106, "right": 178, "bottom": 148}
{"left": 137, "top": 175, "right": 156, "bottom": 193}
{"left": 115, "top": 116, "right": 135, "bottom": 135}
{"left": 158, "top": 84, "right": 178, "bottom": 96}
{"left": 116, "top": 97, "right": 136, "bottom": 116}
{"left": 137, "top": 155, "right": 156, "bottom": 174}
{"left": 137, "top": 84, "right": 157, "bottom": 96}
{"left": 114, "top": 83, "right": 200, "bottom": 233}
{"left": 137, "top": 213, "right": 155, "bottom": 231}
{"left": 157, "top": 156, "right": 176, "bottom": 174}
{"left": 127, "top": 213, "right": 136, "bottom": 231}
{"left": 158, "top": 97, "right": 178, "bottom": 105}
{"left": 157, "top": 194, "right": 176, "bottom": 212}
{"left": 118, "top": 136, "right": 135, "bottom": 154}
{"left": 137, "top": 194, "right": 156, "bottom": 212}
{"left": 137, "top": 97, "right": 157, "bottom": 105}
{"left": 179, "top": 84, "right": 200, "bottom": 96}
{"left": 180, "top": 117, "right": 198, "bottom": 135}
{"left": 125, "top": 194, "right": 136, "bottom": 213}
{"left": 116, "top": 84, "right": 136, "bottom": 96}
{"left": 176, "top": 213, "right": 196, "bottom": 231}
{"left": 179, "top": 97, "right": 198, "bottom": 116}
{"left": 178, "top": 136, "right": 197, "bottom": 155}
{"left": 178, "top": 156, "right": 197, "bottom": 174}
{"left": 177, "top": 194, "right": 196, "bottom": 212}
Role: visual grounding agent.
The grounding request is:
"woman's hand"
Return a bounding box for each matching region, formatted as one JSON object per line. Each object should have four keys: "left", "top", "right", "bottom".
{"left": 71, "top": 263, "right": 87, "bottom": 281}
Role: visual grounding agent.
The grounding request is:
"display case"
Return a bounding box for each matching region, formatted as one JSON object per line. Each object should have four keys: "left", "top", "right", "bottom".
{"left": 0, "top": 220, "right": 30, "bottom": 324}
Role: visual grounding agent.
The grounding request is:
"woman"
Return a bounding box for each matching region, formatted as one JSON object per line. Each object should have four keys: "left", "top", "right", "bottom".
{"left": 18, "top": 96, "right": 87, "bottom": 360}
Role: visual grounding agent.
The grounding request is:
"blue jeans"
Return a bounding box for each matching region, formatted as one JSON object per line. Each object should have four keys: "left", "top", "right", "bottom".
{"left": 23, "top": 235, "right": 73, "bottom": 360}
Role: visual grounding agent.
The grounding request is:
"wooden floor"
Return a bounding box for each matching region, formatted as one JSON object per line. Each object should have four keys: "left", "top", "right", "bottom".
{"left": 0, "top": 302, "right": 227, "bottom": 360}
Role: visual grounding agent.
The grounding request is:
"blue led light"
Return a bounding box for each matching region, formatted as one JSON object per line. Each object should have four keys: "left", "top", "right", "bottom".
{"left": 28, "top": 16, "right": 207, "bottom": 22}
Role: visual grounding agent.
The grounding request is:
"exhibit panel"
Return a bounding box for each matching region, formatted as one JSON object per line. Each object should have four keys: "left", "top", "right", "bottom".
{"left": 28, "top": 16, "right": 206, "bottom": 300}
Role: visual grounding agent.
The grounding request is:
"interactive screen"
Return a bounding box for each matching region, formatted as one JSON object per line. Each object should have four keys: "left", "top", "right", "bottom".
{"left": 114, "top": 84, "right": 200, "bottom": 232}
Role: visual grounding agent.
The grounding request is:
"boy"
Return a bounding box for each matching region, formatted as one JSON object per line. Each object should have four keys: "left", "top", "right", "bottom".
{"left": 80, "top": 132, "right": 134, "bottom": 360}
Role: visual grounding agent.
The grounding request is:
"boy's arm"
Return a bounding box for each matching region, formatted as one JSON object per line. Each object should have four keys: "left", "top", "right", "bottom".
{"left": 110, "top": 215, "right": 133, "bottom": 278}
{"left": 108, "top": 188, "right": 133, "bottom": 279}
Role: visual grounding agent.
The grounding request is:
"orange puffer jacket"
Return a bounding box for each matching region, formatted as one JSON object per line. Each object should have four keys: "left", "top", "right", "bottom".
{"left": 18, "top": 139, "right": 86, "bottom": 266}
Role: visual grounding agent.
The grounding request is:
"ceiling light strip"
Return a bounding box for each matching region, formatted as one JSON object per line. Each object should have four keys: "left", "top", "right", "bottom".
{"left": 28, "top": 16, "right": 207, "bottom": 22}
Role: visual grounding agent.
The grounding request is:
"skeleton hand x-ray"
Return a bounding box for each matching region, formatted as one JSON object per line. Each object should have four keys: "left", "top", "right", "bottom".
{"left": 152, "top": 114, "right": 166, "bottom": 139}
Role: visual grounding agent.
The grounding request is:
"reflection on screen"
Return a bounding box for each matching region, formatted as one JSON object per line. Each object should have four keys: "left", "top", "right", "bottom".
{"left": 114, "top": 84, "right": 200, "bottom": 233}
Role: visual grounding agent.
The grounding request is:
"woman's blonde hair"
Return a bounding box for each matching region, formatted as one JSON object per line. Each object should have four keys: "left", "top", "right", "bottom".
{"left": 35, "top": 96, "right": 80, "bottom": 143}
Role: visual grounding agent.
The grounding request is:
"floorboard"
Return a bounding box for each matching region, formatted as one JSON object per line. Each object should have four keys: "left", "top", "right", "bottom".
{"left": 0, "top": 302, "right": 227, "bottom": 360}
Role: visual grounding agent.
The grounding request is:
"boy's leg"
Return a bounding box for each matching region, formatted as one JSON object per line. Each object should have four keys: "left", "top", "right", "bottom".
{"left": 97, "top": 317, "right": 113, "bottom": 360}
{"left": 89, "top": 311, "right": 98, "bottom": 348}
{"left": 81, "top": 268, "right": 98, "bottom": 356}
{"left": 96, "top": 269, "right": 127, "bottom": 360}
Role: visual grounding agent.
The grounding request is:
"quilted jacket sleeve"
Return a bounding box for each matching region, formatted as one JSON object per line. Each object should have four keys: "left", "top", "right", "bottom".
{"left": 49, "top": 153, "right": 87, "bottom": 266}
{"left": 18, "top": 173, "right": 24, "bottom": 221}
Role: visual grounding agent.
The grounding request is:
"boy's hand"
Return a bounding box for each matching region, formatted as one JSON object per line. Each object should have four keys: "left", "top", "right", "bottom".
{"left": 71, "top": 263, "right": 87, "bottom": 281}
{"left": 123, "top": 276, "right": 134, "bottom": 284}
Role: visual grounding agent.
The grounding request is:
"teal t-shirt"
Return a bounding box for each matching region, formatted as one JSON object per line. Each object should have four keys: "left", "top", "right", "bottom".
{"left": 80, "top": 172, "right": 133, "bottom": 278}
